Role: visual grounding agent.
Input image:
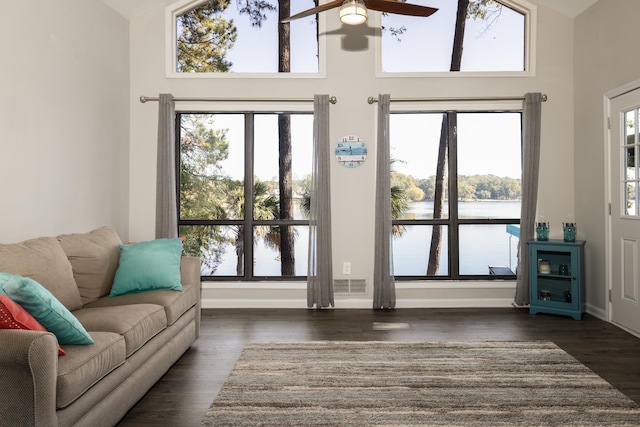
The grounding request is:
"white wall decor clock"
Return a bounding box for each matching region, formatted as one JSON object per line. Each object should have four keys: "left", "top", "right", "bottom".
{"left": 335, "top": 135, "right": 367, "bottom": 168}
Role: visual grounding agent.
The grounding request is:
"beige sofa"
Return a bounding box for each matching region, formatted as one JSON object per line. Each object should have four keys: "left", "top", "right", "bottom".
{"left": 0, "top": 227, "right": 201, "bottom": 427}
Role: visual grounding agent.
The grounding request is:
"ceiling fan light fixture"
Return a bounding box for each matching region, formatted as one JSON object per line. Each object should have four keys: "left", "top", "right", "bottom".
{"left": 339, "top": 0, "right": 368, "bottom": 25}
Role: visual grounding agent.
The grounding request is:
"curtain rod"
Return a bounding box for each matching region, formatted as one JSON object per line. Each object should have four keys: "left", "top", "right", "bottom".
{"left": 366, "top": 94, "right": 547, "bottom": 104}
{"left": 140, "top": 95, "right": 337, "bottom": 104}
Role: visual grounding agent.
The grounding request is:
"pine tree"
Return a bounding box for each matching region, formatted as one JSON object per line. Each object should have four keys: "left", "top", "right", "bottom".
{"left": 176, "top": 0, "right": 237, "bottom": 72}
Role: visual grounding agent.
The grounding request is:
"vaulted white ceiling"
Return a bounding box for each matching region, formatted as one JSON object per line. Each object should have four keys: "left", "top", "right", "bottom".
{"left": 101, "top": 0, "right": 600, "bottom": 20}
{"left": 101, "top": 0, "right": 175, "bottom": 18}
{"left": 541, "top": 0, "right": 599, "bottom": 18}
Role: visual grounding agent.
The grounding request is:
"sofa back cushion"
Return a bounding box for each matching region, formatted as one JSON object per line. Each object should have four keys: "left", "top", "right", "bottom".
{"left": 57, "top": 226, "right": 122, "bottom": 305}
{"left": 0, "top": 237, "right": 82, "bottom": 311}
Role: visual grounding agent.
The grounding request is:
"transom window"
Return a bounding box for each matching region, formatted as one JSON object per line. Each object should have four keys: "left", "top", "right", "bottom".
{"left": 177, "top": 112, "right": 313, "bottom": 279}
{"left": 623, "top": 107, "right": 640, "bottom": 216}
{"left": 171, "top": 0, "right": 319, "bottom": 74}
{"left": 381, "top": 0, "right": 531, "bottom": 73}
{"left": 390, "top": 110, "right": 522, "bottom": 278}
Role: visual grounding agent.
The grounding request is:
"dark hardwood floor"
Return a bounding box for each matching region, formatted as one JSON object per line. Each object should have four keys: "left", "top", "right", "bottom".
{"left": 117, "top": 308, "right": 640, "bottom": 426}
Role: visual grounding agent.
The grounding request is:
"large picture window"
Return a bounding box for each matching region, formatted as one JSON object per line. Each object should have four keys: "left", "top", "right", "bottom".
{"left": 177, "top": 111, "right": 313, "bottom": 279}
{"left": 390, "top": 111, "right": 522, "bottom": 279}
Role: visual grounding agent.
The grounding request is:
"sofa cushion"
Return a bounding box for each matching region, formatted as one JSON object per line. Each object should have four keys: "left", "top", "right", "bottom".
{"left": 0, "top": 273, "right": 94, "bottom": 345}
{"left": 110, "top": 238, "right": 183, "bottom": 297}
{"left": 0, "top": 294, "right": 65, "bottom": 355}
{"left": 0, "top": 236, "right": 82, "bottom": 311}
{"left": 73, "top": 304, "right": 167, "bottom": 357}
{"left": 84, "top": 281, "right": 197, "bottom": 327}
{"left": 56, "top": 331, "right": 126, "bottom": 409}
{"left": 57, "top": 226, "right": 122, "bottom": 305}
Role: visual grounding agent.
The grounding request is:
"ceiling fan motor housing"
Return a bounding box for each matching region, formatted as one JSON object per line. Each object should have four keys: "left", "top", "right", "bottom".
{"left": 340, "top": 0, "right": 368, "bottom": 25}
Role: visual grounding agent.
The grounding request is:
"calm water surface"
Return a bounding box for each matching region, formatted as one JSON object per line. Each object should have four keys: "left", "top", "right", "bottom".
{"left": 205, "top": 200, "right": 521, "bottom": 277}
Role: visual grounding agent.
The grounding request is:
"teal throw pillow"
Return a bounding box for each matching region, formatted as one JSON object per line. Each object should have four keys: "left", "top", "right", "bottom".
{"left": 110, "top": 238, "right": 183, "bottom": 297}
{"left": 0, "top": 272, "right": 94, "bottom": 345}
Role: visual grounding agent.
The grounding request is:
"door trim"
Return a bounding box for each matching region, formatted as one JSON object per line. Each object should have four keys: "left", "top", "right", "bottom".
{"left": 604, "top": 79, "right": 640, "bottom": 327}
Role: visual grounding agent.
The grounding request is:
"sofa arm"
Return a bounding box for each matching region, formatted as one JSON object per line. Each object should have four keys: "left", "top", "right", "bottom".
{"left": 0, "top": 330, "right": 58, "bottom": 427}
{"left": 180, "top": 256, "right": 201, "bottom": 338}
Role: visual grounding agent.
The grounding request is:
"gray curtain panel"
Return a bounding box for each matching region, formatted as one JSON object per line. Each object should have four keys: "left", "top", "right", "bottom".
{"left": 155, "top": 93, "right": 178, "bottom": 239}
{"left": 514, "top": 92, "right": 543, "bottom": 306}
{"left": 307, "top": 94, "right": 334, "bottom": 308}
{"left": 373, "top": 94, "right": 396, "bottom": 309}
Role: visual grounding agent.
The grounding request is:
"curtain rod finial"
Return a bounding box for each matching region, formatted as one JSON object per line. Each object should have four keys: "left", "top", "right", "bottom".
{"left": 140, "top": 96, "right": 148, "bottom": 103}
{"left": 330, "top": 96, "right": 337, "bottom": 104}
{"left": 367, "top": 96, "right": 377, "bottom": 104}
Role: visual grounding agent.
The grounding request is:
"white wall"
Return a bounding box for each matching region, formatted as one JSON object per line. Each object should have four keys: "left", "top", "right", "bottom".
{"left": 128, "top": 1, "right": 575, "bottom": 307}
{"left": 574, "top": 0, "right": 640, "bottom": 317}
{"left": 0, "top": 0, "right": 130, "bottom": 243}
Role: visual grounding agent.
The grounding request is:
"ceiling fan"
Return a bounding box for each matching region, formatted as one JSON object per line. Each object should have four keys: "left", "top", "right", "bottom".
{"left": 282, "top": 0, "right": 438, "bottom": 26}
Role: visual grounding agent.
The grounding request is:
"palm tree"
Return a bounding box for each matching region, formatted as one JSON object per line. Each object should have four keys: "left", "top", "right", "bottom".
{"left": 300, "top": 171, "right": 408, "bottom": 237}
{"left": 223, "top": 180, "right": 280, "bottom": 275}
{"left": 253, "top": 180, "right": 282, "bottom": 256}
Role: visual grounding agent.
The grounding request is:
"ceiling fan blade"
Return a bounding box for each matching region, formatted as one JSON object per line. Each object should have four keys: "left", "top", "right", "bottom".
{"left": 281, "top": 0, "right": 344, "bottom": 22}
{"left": 366, "top": 0, "right": 438, "bottom": 17}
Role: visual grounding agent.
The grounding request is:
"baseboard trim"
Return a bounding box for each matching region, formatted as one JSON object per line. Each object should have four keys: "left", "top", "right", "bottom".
{"left": 585, "top": 303, "right": 606, "bottom": 321}
{"left": 201, "top": 298, "right": 516, "bottom": 309}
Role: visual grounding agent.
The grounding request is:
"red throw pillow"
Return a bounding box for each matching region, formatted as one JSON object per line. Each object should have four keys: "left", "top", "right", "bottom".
{"left": 0, "top": 295, "right": 65, "bottom": 355}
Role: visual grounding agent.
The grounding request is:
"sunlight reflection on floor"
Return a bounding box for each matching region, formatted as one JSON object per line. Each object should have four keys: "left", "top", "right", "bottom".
{"left": 372, "top": 322, "right": 411, "bottom": 330}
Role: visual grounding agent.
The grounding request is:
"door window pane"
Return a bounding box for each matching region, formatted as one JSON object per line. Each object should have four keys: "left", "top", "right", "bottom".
{"left": 626, "top": 147, "right": 636, "bottom": 179}
{"left": 622, "top": 108, "right": 640, "bottom": 217}
{"left": 626, "top": 182, "right": 637, "bottom": 216}
{"left": 625, "top": 110, "right": 636, "bottom": 144}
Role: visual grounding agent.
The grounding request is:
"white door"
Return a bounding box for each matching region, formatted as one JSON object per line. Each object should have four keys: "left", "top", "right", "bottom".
{"left": 610, "top": 88, "right": 640, "bottom": 334}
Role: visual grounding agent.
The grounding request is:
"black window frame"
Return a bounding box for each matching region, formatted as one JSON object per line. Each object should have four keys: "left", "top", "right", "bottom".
{"left": 391, "top": 109, "right": 522, "bottom": 281}
{"left": 175, "top": 110, "right": 312, "bottom": 281}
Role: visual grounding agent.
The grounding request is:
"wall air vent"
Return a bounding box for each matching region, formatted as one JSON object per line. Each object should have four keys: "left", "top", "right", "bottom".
{"left": 334, "top": 279, "right": 367, "bottom": 295}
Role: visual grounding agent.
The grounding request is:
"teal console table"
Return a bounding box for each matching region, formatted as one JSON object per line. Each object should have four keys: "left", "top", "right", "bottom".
{"left": 527, "top": 240, "right": 586, "bottom": 320}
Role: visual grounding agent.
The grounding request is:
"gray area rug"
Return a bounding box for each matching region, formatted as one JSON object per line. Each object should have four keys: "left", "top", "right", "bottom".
{"left": 202, "top": 341, "right": 640, "bottom": 426}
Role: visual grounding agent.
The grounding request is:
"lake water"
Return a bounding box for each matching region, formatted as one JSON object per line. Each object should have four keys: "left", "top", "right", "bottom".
{"left": 204, "top": 200, "right": 521, "bottom": 277}
{"left": 394, "top": 201, "right": 520, "bottom": 276}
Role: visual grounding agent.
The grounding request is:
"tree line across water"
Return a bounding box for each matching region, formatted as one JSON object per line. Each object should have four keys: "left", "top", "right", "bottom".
{"left": 390, "top": 171, "right": 521, "bottom": 202}
{"left": 258, "top": 171, "right": 522, "bottom": 203}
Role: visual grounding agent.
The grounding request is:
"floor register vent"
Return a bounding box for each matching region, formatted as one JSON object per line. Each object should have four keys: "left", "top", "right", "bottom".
{"left": 334, "top": 279, "right": 367, "bottom": 295}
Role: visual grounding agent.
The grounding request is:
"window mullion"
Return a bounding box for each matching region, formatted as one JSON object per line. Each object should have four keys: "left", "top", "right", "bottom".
{"left": 447, "top": 112, "right": 460, "bottom": 279}
{"left": 174, "top": 113, "right": 183, "bottom": 229}
{"left": 244, "top": 113, "right": 254, "bottom": 279}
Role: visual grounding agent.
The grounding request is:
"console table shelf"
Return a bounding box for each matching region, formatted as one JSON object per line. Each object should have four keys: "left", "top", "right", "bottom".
{"left": 528, "top": 240, "right": 585, "bottom": 320}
